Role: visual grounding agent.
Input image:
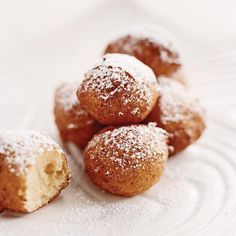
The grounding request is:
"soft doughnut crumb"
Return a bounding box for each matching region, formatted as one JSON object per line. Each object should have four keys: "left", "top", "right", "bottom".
{"left": 77, "top": 53, "right": 158, "bottom": 125}
{"left": 0, "top": 130, "right": 71, "bottom": 213}
{"left": 84, "top": 124, "right": 169, "bottom": 196}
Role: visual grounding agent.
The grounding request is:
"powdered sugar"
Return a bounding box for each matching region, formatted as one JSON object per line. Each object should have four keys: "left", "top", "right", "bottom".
{"left": 131, "top": 107, "right": 140, "bottom": 115}
{"left": 80, "top": 54, "right": 157, "bottom": 116}
{"left": 0, "top": 130, "right": 62, "bottom": 175}
{"left": 87, "top": 124, "right": 168, "bottom": 171}
{"left": 56, "top": 81, "right": 87, "bottom": 116}
{"left": 158, "top": 77, "right": 204, "bottom": 125}
{"left": 84, "top": 66, "right": 131, "bottom": 101}
{"left": 131, "top": 28, "right": 179, "bottom": 54}
{"left": 103, "top": 53, "right": 157, "bottom": 84}
{"left": 67, "top": 123, "right": 77, "bottom": 129}
{"left": 57, "top": 190, "right": 165, "bottom": 236}
{"left": 107, "top": 28, "right": 181, "bottom": 64}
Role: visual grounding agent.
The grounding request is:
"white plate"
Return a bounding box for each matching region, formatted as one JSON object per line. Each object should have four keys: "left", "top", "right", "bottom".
{"left": 0, "top": 1, "right": 236, "bottom": 235}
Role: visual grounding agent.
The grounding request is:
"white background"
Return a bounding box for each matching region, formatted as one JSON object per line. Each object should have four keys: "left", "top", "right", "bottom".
{"left": 0, "top": 1, "right": 236, "bottom": 235}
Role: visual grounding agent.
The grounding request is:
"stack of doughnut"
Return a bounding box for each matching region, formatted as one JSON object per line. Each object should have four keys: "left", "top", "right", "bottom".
{"left": 54, "top": 29, "right": 206, "bottom": 197}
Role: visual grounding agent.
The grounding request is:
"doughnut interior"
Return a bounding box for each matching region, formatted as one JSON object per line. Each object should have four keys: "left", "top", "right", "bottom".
{"left": 24, "top": 150, "right": 69, "bottom": 212}
{"left": 0, "top": 149, "right": 70, "bottom": 213}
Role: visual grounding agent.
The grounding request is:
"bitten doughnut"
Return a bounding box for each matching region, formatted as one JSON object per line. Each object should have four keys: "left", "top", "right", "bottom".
{"left": 77, "top": 53, "right": 158, "bottom": 125}
{"left": 104, "top": 29, "right": 185, "bottom": 84}
{"left": 0, "top": 130, "right": 71, "bottom": 213}
{"left": 84, "top": 124, "right": 169, "bottom": 196}
{"left": 54, "top": 81, "right": 103, "bottom": 148}
{"left": 146, "top": 78, "right": 206, "bottom": 155}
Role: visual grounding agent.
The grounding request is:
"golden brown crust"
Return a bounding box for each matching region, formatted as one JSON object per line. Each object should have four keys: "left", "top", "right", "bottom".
{"left": 84, "top": 124, "right": 169, "bottom": 196}
{"left": 145, "top": 78, "right": 206, "bottom": 155}
{"left": 54, "top": 81, "right": 103, "bottom": 148}
{"left": 104, "top": 32, "right": 185, "bottom": 83}
{"left": 77, "top": 54, "right": 158, "bottom": 125}
{"left": 0, "top": 154, "right": 26, "bottom": 212}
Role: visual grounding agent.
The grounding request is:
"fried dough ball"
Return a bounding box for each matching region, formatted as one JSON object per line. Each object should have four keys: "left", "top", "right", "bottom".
{"left": 84, "top": 124, "right": 169, "bottom": 197}
{"left": 104, "top": 29, "right": 185, "bottom": 83}
{"left": 77, "top": 54, "right": 158, "bottom": 125}
{"left": 0, "top": 130, "right": 71, "bottom": 213}
{"left": 54, "top": 81, "right": 103, "bottom": 148}
{"left": 146, "top": 78, "right": 206, "bottom": 155}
